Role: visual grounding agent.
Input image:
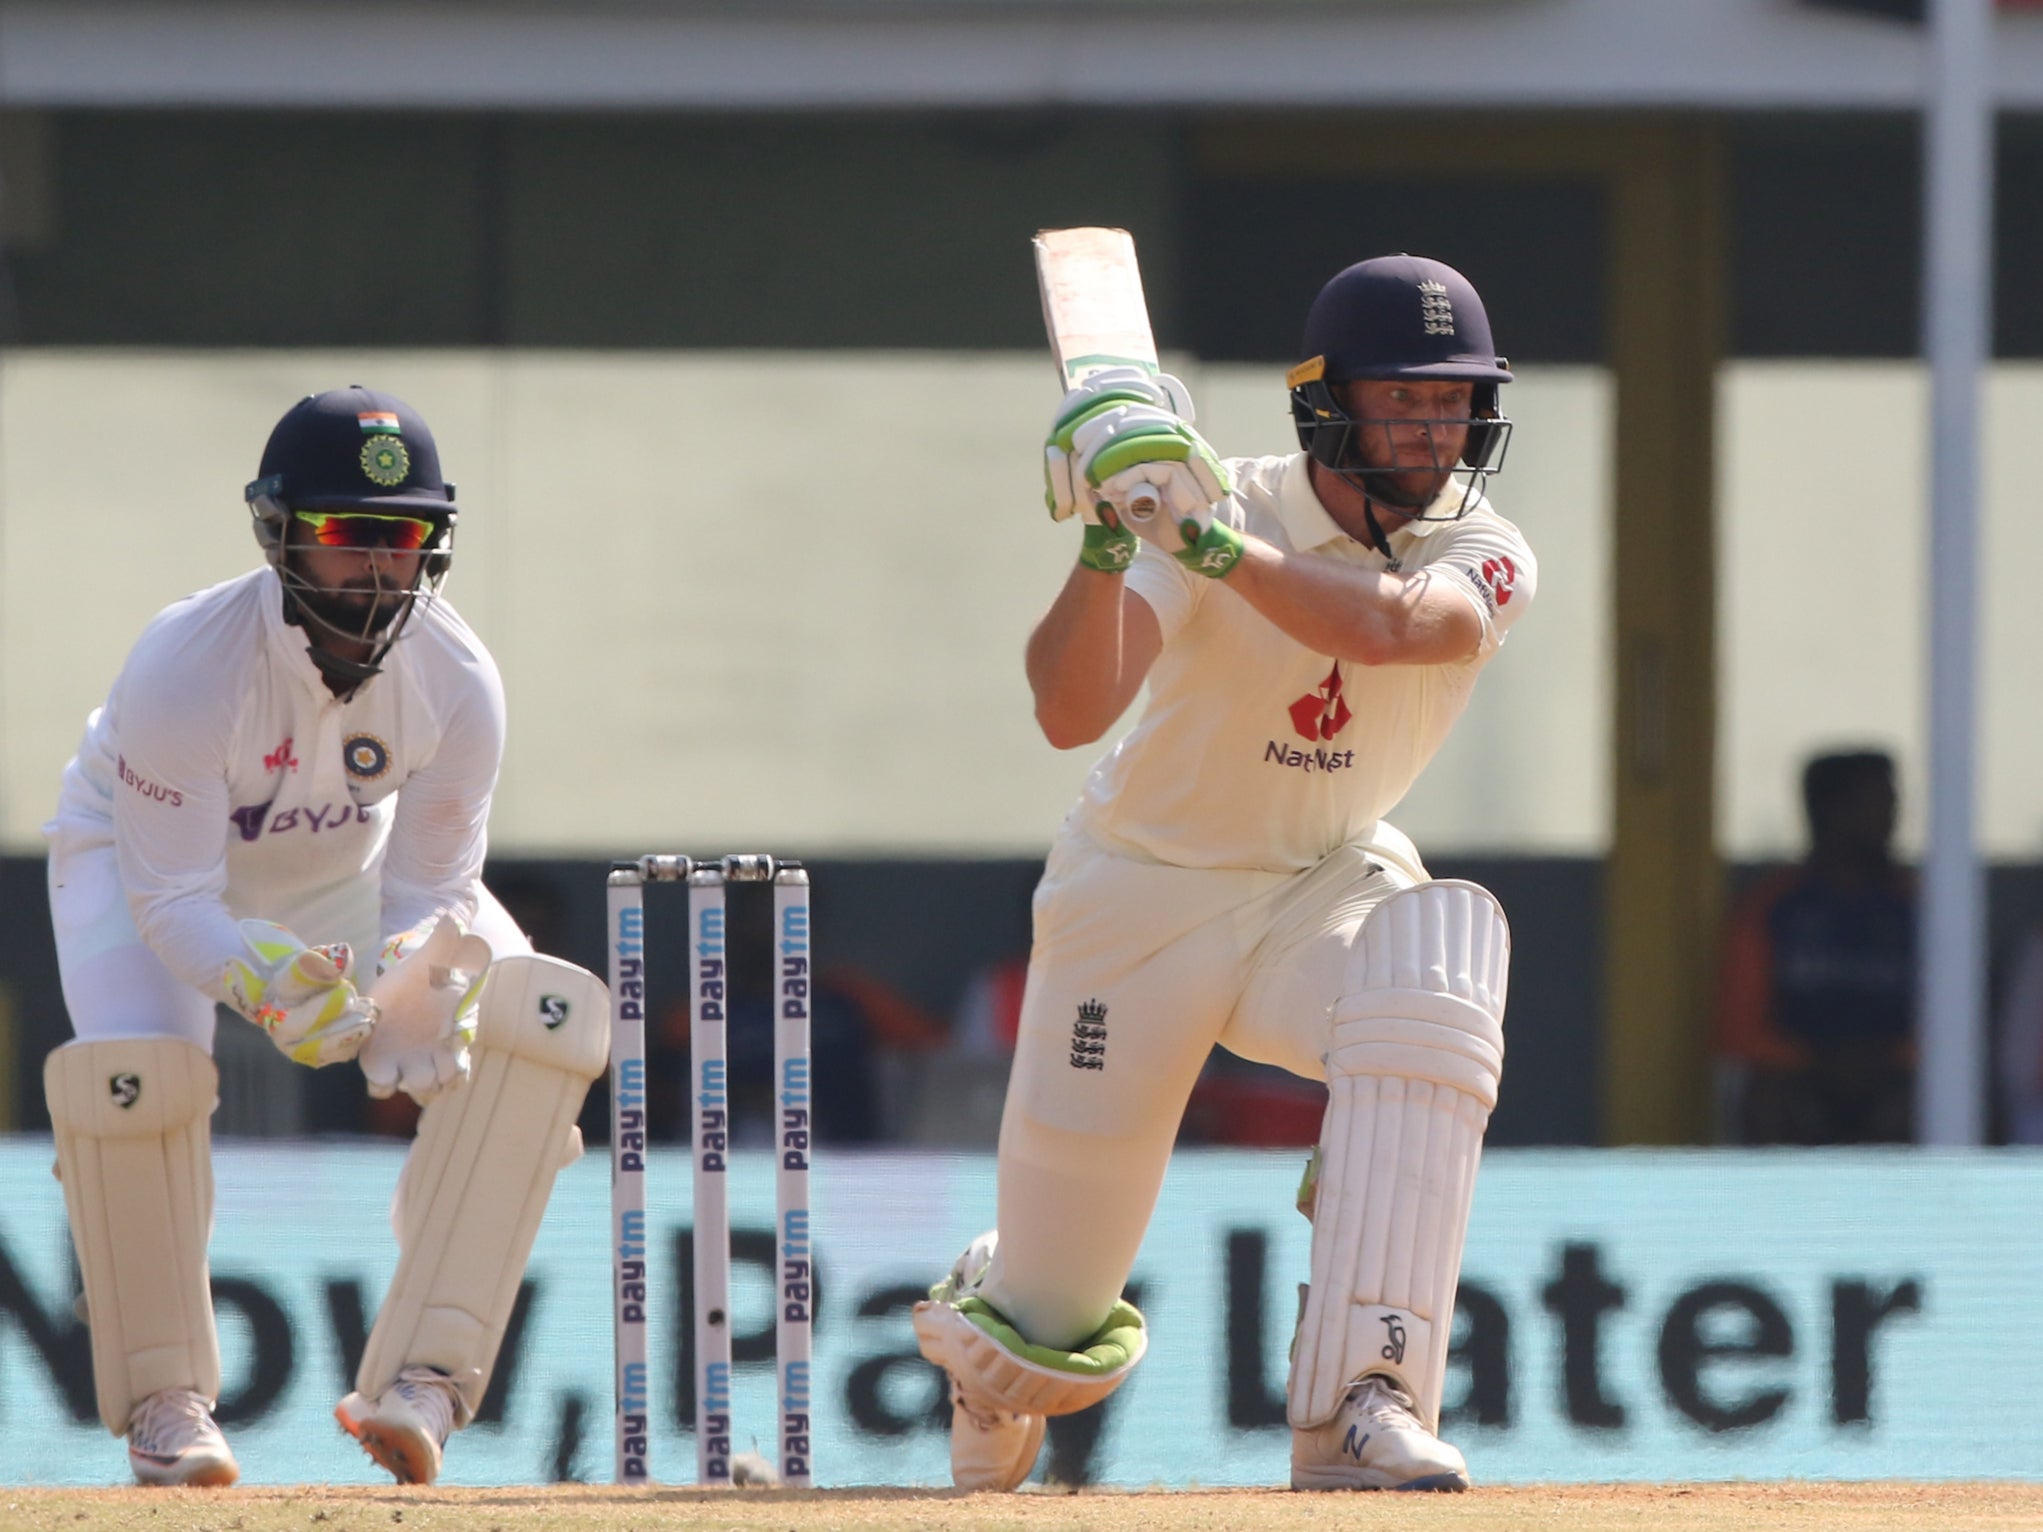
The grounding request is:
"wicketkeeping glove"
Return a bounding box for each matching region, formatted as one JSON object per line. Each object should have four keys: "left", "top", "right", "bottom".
{"left": 223, "top": 920, "right": 378, "bottom": 1067}
{"left": 359, "top": 914, "right": 493, "bottom": 1105}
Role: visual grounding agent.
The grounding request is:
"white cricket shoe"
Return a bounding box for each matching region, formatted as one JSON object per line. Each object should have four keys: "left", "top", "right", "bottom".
{"left": 945, "top": 1374, "right": 1046, "bottom": 1493}
{"left": 127, "top": 1387, "right": 239, "bottom": 1488}
{"left": 1290, "top": 1374, "right": 1471, "bottom": 1492}
{"left": 915, "top": 1230, "right": 1045, "bottom": 1492}
{"left": 335, "top": 1366, "right": 459, "bottom": 1485}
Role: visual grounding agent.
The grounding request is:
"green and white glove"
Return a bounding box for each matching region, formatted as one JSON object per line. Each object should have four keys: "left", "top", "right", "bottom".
{"left": 360, "top": 914, "right": 492, "bottom": 1105}
{"left": 1044, "top": 367, "right": 1198, "bottom": 573}
{"left": 223, "top": 919, "right": 378, "bottom": 1067}
{"left": 1072, "top": 402, "right": 1241, "bottom": 580}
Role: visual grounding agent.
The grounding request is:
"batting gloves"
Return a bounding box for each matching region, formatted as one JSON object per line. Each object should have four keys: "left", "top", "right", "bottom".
{"left": 1044, "top": 367, "right": 1236, "bottom": 575}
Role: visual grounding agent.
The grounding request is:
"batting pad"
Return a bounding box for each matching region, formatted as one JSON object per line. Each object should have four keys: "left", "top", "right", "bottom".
{"left": 44, "top": 1036, "right": 221, "bottom": 1435}
{"left": 1288, "top": 880, "right": 1508, "bottom": 1434}
{"left": 913, "top": 1293, "right": 1147, "bottom": 1418}
{"left": 356, "top": 954, "right": 609, "bottom": 1422}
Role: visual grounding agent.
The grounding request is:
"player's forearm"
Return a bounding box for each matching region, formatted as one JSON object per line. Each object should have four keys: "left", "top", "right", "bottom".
{"left": 1026, "top": 567, "right": 1137, "bottom": 748}
{"left": 1225, "top": 537, "right": 1473, "bottom": 666}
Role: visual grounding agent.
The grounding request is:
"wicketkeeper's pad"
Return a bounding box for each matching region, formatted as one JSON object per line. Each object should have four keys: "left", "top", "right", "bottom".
{"left": 352, "top": 953, "right": 609, "bottom": 1423}
{"left": 44, "top": 1036, "right": 221, "bottom": 1435}
{"left": 1287, "top": 879, "right": 1509, "bottom": 1435}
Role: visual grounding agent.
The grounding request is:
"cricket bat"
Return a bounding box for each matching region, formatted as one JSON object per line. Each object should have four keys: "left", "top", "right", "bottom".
{"left": 1034, "top": 226, "right": 1164, "bottom": 521}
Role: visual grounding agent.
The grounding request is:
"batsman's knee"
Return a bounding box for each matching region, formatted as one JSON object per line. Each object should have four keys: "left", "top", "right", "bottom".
{"left": 1331, "top": 878, "right": 1509, "bottom": 1107}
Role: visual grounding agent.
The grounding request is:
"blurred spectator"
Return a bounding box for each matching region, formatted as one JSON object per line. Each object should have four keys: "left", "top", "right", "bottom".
{"left": 1715, "top": 749, "right": 1916, "bottom": 1144}
{"left": 1995, "top": 922, "right": 2043, "bottom": 1144}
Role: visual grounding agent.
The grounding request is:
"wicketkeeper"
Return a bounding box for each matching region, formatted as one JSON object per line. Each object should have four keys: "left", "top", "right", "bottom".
{"left": 42, "top": 387, "right": 610, "bottom": 1486}
{"left": 914, "top": 255, "right": 1533, "bottom": 1491}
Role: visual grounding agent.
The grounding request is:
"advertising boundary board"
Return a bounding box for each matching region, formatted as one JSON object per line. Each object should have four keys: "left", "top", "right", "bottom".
{"left": 0, "top": 1142, "right": 2037, "bottom": 1486}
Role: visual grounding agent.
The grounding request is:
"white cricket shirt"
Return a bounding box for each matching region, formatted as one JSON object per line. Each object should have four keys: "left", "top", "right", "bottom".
{"left": 1070, "top": 451, "right": 1536, "bottom": 873}
{"left": 46, "top": 568, "right": 506, "bottom": 1000}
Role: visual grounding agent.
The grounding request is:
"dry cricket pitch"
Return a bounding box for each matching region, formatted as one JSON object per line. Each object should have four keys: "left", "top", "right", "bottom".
{"left": 1, "top": 1483, "right": 2038, "bottom": 1532}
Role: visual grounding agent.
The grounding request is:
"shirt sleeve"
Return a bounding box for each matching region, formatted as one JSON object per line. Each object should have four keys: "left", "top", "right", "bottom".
{"left": 1421, "top": 514, "right": 1537, "bottom": 659}
{"left": 1123, "top": 540, "right": 1202, "bottom": 646}
{"left": 378, "top": 639, "right": 507, "bottom": 942}
{"left": 107, "top": 631, "right": 250, "bottom": 999}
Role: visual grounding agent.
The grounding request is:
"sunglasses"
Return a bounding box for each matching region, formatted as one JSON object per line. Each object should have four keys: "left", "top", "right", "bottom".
{"left": 294, "top": 510, "right": 438, "bottom": 552}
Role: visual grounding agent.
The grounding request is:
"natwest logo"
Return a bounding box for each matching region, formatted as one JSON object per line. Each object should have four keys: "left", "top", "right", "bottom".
{"left": 1472, "top": 555, "right": 1518, "bottom": 613}
{"left": 1288, "top": 662, "right": 1352, "bottom": 743}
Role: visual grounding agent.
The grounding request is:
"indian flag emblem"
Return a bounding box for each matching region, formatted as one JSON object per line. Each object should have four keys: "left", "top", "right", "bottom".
{"left": 357, "top": 411, "right": 402, "bottom": 435}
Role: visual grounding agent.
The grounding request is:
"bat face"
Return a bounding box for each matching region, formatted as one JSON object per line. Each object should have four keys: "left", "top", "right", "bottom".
{"left": 1034, "top": 227, "right": 1159, "bottom": 388}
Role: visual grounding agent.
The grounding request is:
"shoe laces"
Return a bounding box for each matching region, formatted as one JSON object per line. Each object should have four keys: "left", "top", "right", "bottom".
{"left": 129, "top": 1388, "right": 220, "bottom": 1452}
{"left": 950, "top": 1377, "right": 1022, "bottom": 1434}
{"left": 1347, "top": 1375, "right": 1423, "bottom": 1431}
{"left": 391, "top": 1366, "right": 458, "bottom": 1444}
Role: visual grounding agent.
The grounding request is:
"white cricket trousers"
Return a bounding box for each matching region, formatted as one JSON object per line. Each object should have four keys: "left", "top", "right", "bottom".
{"left": 981, "top": 829, "right": 1413, "bottom": 1351}
{"left": 47, "top": 837, "right": 532, "bottom": 1049}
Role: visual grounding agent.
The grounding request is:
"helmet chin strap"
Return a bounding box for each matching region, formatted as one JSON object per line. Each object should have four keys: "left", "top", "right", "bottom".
{"left": 277, "top": 561, "right": 423, "bottom": 699}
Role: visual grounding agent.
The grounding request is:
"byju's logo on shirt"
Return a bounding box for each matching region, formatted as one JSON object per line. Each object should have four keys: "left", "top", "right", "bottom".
{"left": 116, "top": 754, "right": 184, "bottom": 808}
{"left": 229, "top": 801, "right": 375, "bottom": 843}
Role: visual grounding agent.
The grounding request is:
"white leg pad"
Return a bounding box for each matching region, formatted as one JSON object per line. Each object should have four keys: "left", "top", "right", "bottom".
{"left": 44, "top": 1037, "right": 221, "bottom": 1435}
{"left": 1288, "top": 880, "right": 1509, "bottom": 1434}
{"left": 912, "top": 1298, "right": 1146, "bottom": 1418}
{"left": 356, "top": 954, "right": 609, "bottom": 1423}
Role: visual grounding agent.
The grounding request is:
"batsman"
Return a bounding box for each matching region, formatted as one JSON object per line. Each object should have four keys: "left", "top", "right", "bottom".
{"left": 914, "top": 253, "right": 1533, "bottom": 1491}
{"left": 41, "top": 387, "right": 609, "bottom": 1487}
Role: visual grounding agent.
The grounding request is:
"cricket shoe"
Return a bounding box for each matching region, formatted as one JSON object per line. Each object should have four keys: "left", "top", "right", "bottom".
{"left": 944, "top": 1373, "right": 1046, "bottom": 1493}
{"left": 127, "top": 1387, "right": 239, "bottom": 1487}
{"left": 914, "top": 1230, "right": 1044, "bottom": 1492}
{"left": 1290, "top": 1374, "right": 1470, "bottom": 1492}
{"left": 336, "top": 1366, "right": 459, "bottom": 1485}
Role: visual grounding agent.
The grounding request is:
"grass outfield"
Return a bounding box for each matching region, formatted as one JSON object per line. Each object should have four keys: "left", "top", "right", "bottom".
{"left": 1, "top": 1484, "right": 2039, "bottom": 1532}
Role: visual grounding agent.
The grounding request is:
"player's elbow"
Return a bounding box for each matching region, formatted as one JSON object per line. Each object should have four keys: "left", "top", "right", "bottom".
{"left": 1035, "top": 703, "right": 1108, "bottom": 751}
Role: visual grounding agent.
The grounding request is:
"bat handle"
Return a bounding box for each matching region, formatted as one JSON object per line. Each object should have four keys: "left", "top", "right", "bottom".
{"left": 1123, "top": 480, "right": 1164, "bottom": 523}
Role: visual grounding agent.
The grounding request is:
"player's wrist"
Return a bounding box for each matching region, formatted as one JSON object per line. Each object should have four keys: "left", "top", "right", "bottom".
{"left": 1171, "top": 519, "right": 1245, "bottom": 580}
{"left": 1078, "top": 522, "right": 1138, "bottom": 574}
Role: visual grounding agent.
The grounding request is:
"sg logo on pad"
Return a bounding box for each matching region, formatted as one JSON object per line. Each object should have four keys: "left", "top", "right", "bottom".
{"left": 108, "top": 1073, "right": 141, "bottom": 1109}
{"left": 539, "top": 995, "right": 569, "bottom": 1030}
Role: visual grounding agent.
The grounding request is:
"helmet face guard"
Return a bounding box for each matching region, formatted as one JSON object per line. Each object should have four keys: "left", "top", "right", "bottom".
{"left": 245, "top": 386, "right": 459, "bottom": 692}
{"left": 1289, "top": 255, "right": 1514, "bottom": 521}
{"left": 1288, "top": 363, "right": 1513, "bottom": 520}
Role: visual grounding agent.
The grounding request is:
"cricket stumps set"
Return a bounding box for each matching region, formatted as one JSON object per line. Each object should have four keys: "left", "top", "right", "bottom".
{"left": 605, "top": 854, "right": 814, "bottom": 1488}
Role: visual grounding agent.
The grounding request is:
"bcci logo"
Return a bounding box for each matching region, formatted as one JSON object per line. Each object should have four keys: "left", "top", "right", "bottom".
{"left": 109, "top": 1073, "right": 141, "bottom": 1109}
{"left": 343, "top": 734, "right": 391, "bottom": 780}
{"left": 360, "top": 436, "right": 412, "bottom": 488}
{"left": 539, "top": 994, "right": 569, "bottom": 1030}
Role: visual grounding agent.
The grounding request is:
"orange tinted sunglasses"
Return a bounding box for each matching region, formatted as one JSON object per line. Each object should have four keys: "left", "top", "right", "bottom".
{"left": 294, "top": 510, "right": 437, "bottom": 552}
